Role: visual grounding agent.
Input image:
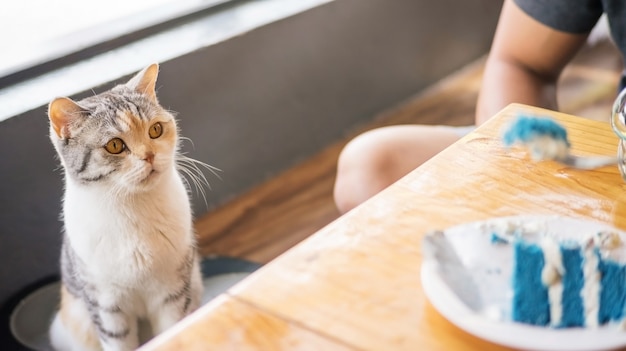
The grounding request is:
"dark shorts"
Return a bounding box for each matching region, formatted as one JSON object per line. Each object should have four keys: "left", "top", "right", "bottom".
{"left": 619, "top": 71, "right": 626, "bottom": 93}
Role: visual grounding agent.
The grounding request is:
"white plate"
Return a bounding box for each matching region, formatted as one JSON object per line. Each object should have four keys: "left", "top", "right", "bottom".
{"left": 421, "top": 215, "right": 626, "bottom": 351}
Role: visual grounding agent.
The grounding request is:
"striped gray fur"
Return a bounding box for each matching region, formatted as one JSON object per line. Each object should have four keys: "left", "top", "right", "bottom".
{"left": 61, "top": 237, "right": 130, "bottom": 341}
{"left": 60, "top": 236, "right": 199, "bottom": 343}
{"left": 60, "top": 236, "right": 83, "bottom": 298}
{"left": 75, "top": 149, "right": 92, "bottom": 174}
{"left": 164, "top": 250, "right": 196, "bottom": 313}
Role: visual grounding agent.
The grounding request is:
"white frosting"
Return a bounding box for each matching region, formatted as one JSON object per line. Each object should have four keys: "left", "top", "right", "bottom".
{"left": 595, "top": 231, "right": 625, "bottom": 261}
{"left": 480, "top": 218, "right": 548, "bottom": 243}
{"left": 541, "top": 237, "right": 564, "bottom": 327}
{"left": 527, "top": 135, "right": 569, "bottom": 161}
{"left": 594, "top": 231, "right": 622, "bottom": 250}
{"left": 581, "top": 240, "right": 601, "bottom": 328}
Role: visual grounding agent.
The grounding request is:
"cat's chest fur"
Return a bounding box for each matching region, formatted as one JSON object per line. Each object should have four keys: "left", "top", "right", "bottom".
{"left": 63, "top": 169, "right": 192, "bottom": 284}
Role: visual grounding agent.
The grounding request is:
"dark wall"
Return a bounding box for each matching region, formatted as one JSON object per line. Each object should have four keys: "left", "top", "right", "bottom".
{"left": 0, "top": 0, "right": 502, "bottom": 336}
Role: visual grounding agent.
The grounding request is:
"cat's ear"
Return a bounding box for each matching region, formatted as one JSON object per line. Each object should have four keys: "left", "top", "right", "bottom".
{"left": 126, "top": 63, "right": 159, "bottom": 103}
{"left": 48, "top": 97, "right": 85, "bottom": 139}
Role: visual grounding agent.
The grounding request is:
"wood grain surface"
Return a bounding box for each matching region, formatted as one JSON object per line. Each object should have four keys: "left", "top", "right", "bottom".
{"left": 142, "top": 295, "right": 354, "bottom": 351}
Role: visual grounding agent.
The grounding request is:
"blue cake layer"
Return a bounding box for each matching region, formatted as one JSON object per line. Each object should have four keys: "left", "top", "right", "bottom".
{"left": 559, "top": 244, "right": 584, "bottom": 327}
{"left": 598, "top": 259, "right": 626, "bottom": 323}
{"left": 512, "top": 241, "right": 549, "bottom": 325}
{"left": 512, "top": 238, "right": 626, "bottom": 328}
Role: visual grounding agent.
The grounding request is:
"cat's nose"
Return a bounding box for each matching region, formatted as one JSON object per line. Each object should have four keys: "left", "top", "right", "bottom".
{"left": 143, "top": 152, "right": 155, "bottom": 164}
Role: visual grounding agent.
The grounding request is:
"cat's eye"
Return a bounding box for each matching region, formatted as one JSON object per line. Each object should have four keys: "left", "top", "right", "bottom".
{"left": 149, "top": 122, "right": 163, "bottom": 139}
{"left": 105, "top": 138, "right": 126, "bottom": 154}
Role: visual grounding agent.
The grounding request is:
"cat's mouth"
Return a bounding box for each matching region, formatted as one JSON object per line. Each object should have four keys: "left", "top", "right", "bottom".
{"left": 140, "top": 169, "right": 158, "bottom": 184}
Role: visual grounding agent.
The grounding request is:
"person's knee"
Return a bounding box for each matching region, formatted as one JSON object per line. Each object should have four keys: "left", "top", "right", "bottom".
{"left": 333, "top": 131, "right": 398, "bottom": 213}
{"left": 333, "top": 125, "right": 463, "bottom": 213}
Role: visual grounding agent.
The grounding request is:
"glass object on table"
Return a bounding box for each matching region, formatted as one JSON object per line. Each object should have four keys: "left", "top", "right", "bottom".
{"left": 611, "top": 88, "right": 626, "bottom": 180}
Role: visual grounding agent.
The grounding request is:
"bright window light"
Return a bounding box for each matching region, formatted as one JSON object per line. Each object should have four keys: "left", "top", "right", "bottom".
{"left": 0, "top": 0, "right": 227, "bottom": 79}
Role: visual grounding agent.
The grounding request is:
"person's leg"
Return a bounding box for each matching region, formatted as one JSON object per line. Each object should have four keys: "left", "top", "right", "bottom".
{"left": 333, "top": 125, "right": 466, "bottom": 213}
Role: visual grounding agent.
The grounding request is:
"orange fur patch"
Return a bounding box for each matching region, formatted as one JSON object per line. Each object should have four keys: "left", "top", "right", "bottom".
{"left": 59, "top": 285, "right": 101, "bottom": 350}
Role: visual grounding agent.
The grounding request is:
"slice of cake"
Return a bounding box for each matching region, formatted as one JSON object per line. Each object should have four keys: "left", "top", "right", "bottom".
{"left": 509, "top": 231, "right": 626, "bottom": 328}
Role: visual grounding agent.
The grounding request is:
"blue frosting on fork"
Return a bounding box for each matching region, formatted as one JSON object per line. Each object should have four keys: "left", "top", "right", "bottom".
{"left": 503, "top": 115, "right": 570, "bottom": 147}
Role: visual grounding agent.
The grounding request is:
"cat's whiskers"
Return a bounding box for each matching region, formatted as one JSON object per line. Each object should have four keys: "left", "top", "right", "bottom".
{"left": 175, "top": 153, "right": 221, "bottom": 208}
{"left": 177, "top": 138, "right": 221, "bottom": 179}
{"left": 178, "top": 136, "right": 194, "bottom": 148}
{"left": 105, "top": 180, "right": 130, "bottom": 202}
{"left": 100, "top": 164, "right": 148, "bottom": 200}
{"left": 122, "top": 165, "right": 146, "bottom": 187}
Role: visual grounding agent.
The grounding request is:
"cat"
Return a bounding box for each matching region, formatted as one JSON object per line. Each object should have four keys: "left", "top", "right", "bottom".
{"left": 47, "top": 63, "right": 206, "bottom": 351}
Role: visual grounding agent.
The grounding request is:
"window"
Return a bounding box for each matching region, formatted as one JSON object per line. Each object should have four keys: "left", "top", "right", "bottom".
{"left": 0, "top": 0, "right": 230, "bottom": 86}
{"left": 0, "top": 0, "right": 331, "bottom": 121}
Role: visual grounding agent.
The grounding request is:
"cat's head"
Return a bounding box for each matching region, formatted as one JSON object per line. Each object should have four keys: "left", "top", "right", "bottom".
{"left": 48, "top": 63, "right": 178, "bottom": 193}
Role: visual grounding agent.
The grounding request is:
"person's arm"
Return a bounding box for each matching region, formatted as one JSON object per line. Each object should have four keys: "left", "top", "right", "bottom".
{"left": 475, "top": 0, "right": 590, "bottom": 125}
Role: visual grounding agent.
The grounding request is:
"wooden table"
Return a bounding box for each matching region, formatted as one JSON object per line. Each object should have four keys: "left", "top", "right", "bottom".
{"left": 140, "top": 103, "right": 626, "bottom": 350}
